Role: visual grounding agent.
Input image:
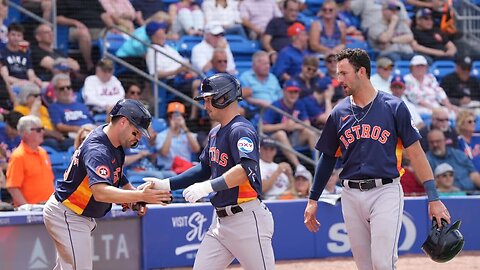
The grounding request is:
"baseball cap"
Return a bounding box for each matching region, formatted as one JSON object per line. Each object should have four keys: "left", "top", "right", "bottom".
{"left": 383, "top": 1, "right": 401, "bottom": 11}
{"left": 287, "top": 22, "right": 306, "bottom": 37}
{"left": 295, "top": 169, "right": 313, "bottom": 183}
{"left": 260, "top": 137, "right": 276, "bottom": 148}
{"left": 146, "top": 21, "right": 168, "bottom": 37}
{"left": 376, "top": 57, "right": 394, "bottom": 68}
{"left": 410, "top": 55, "right": 428, "bottom": 66}
{"left": 53, "top": 57, "right": 71, "bottom": 72}
{"left": 416, "top": 8, "right": 433, "bottom": 18}
{"left": 434, "top": 163, "right": 454, "bottom": 177}
{"left": 167, "top": 102, "right": 185, "bottom": 114}
{"left": 455, "top": 55, "right": 472, "bottom": 69}
{"left": 283, "top": 79, "right": 301, "bottom": 92}
{"left": 205, "top": 22, "right": 224, "bottom": 36}
{"left": 390, "top": 75, "right": 406, "bottom": 87}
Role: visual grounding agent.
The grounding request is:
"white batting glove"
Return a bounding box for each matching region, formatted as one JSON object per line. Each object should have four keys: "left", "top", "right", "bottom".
{"left": 142, "top": 177, "right": 171, "bottom": 191}
{"left": 183, "top": 181, "right": 213, "bottom": 203}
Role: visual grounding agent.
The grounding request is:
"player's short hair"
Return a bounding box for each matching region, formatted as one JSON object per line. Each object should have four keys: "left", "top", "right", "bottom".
{"left": 335, "top": 48, "right": 371, "bottom": 79}
{"left": 17, "top": 115, "right": 42, "bottom": 135}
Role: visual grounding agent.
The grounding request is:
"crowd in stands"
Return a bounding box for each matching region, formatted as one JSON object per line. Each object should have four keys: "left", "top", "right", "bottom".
{"left": 2, "top": 0, "right": 480, "bottom": 208}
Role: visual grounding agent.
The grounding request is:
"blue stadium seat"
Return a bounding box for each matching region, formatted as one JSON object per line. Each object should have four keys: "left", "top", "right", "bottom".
{"left": 98, "top": 32, "right": 128, "bottom": 57}
{"left": 177, "top": 35, "right": 203, "bottom": 58}
{"left": 345, "top": 36, "right": 368, "bottom": 50}
{"left": 297, "top": 13, "right": 315, "bottom": 31}
{"left": 56, "top": 25, "right": 70, "bottom": 56}
{"left": 472, "top": 61, "right": 480, "bottom": 78}
{"left": 151, "top": 117, "right": 168, "bottom": 133}
{"left": 430, "top": 60, "right": 455, "bottom": 81}
{"left": 236, "top": 60, "right": 252, "bottom": 76}
{"left": 305, "top": 0, "right": 324, "bottom": 16}
{"left": 394, "top": 60, "right": 411, "bottom": 76}
{"left": 43, "top": 145, "right": 70, "bottom": 180}
{"left": 93, "top": 114, "right": 107, "bottom": 125}
{"left": 225, "top": 35, "right": 260, "bottom": 61}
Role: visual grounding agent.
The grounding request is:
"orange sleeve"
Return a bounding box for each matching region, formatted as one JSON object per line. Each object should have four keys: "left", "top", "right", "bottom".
{"left": 6, "top": 153, "right": 25, "bottom": 188}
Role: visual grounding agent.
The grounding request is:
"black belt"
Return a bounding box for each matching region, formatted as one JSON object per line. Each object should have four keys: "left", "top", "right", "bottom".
{"left": 216, "top": 205, "right": 243, "bottom": 218}
{"left": 341, "top": 178, "right": 394, "bottom": 191}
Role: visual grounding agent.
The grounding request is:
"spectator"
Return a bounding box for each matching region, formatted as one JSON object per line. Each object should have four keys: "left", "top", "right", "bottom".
{"left": 419, "top": 107, "right": 457, "bottom": 151}
{"left": 206, "top": 49, "right": 229, "bottom": 76}
{"left": 367, "top": 1, "right": 414, "bottom": 61}
{"left": 191, "top": 23, "right": 237, "bottom": 74}
{"left": 433, "top": 163, "right": 467, "bottom": 196}
{"left": 31, "top": 24, "right": 81, "bottom": 81}
{"left": 309, "top": 0, "right": 347, "bottom": 56}
{"left": 350, "top": 0, "right": 411, "bottom": 34}
{"left": 124, "top": 135, "right": 169, "bottom": 179}
{"left": 145, "top": 21, "right": 201, "bottom": 117}
{"left": 370, "top": 56, "right": 394, "bottom": 94}
{"left": 48, "top": 74, "right": 94, "bottom": 140}
{"left": 262, "top": 80, "right": 316, "bottom": 173}
{"left": 73, "top": 124, "right": 95, "bottom": 149}
{"left": 99, "top": 0, "right": 141, "bottom": 34}
{"left": 202, "top": 0, "right": 246, "bottom": 37}
{"left": 130, "top": 0, "right": 164, "bottom": 24}
{"left": 291, "top": 169, "right": 313, "bottom": 198}
{"left": 169, "top": 0, "right": 205, "bottom": 36}
{"left": 317, "top": 53, "right": 344, "bottom": 104}
{"left": 411, "top": 8, "right": 457, "bottom": 61}
{"left": 0, "top": 111, "right": 22, "bottom": 159}
{"left": 240, "top": 51, "right": 283, "bottom": 109}
{"left": 441, "top": 55, "right": 480, "bottom": 107}
{"left": 22, "top": 0, "right": 52, "bottom": 21}
{"left": 6, "top": 115, "right": 54, "bottom": 206}
{"left": 426, "top": 128, "right": 480, "bottom": 191}
{"left": 0, "top": 23, "right": 43, "bottom": 101}
{"left": 336, "top": 0, "right": 365, "bottom": 41}
{"left": 239, "top": 0, "right": 282, "bottom": 40}
{"left": 57, "top": 0, "right": 106, "bottom": 72}
{"left": 302, "top": 79, "right": 334, "bottom": 128}
{"left": 82, "top": 58, "right": 125, "bottom": 114}
{"left": 272, "top": 22, "right": 309, "bottom": 82}
{"left": 291, "top": 55, "right": 321, "bottom": 98}
{"left": 456, "top": 109, "right": 480, "bottom": 172}
{"left": 14, "top": 83, "right": 69, "bottom": 151}
{"left": 259, "top": 136, "right": 294, "bottom": 200}
{"left": 155, "top": 102, "right": 201, "bottom": 172}
{"left": 404, "top": 55, "right": 457, "bottom": 116}
{"left": 262, "top": 0, "right": 300, "bottom": 56}
{"left": 389, "top": 75, "right": 424, "bottom": 129}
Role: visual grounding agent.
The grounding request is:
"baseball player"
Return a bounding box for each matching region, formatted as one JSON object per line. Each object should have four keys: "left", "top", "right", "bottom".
{"left": 43, "top": 99, "right": 171, "bottom": 270}
{"left": 303, "top": 49, "right": 451, "bottom": 270}
{"left": 144, "top": 73, "right": 275, "bottom": 269}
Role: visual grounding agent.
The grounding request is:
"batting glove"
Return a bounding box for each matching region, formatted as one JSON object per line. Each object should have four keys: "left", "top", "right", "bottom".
{"left": 183, "top": 181, "right": 213, "bottom": 203}
{"left": 142, "top": 177, "right": 171, "bottom": 191}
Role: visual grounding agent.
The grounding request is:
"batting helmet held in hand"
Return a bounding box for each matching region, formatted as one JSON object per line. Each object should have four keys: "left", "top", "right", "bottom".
{"left": 194, "top": 73, "right": 242, "bottom": 109}
{"left": 422, "top": 219, "right": 464, "bottom": 263}
{"left": 110, "top": 99, "right": 152, "bottom": 138}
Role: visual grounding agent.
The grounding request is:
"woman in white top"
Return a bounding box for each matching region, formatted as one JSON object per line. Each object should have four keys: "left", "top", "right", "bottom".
{"left": 202, "top": 0, "right": 247, "bottom": 37}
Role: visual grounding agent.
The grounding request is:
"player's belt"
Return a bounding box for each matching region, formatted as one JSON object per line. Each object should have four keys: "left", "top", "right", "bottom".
{"left": 215, "top": 205, "right": 243, "bottom": 218}
{"left": 341, "top": 178, "right": 394, "bottom": 191}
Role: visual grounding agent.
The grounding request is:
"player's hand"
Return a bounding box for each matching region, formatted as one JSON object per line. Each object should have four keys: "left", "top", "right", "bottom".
{"left": 140, "top": 181, "right": 172, "bottom": 204}
{"left": 428, "top": 200, "right": 451, "bottom": 228}
{"left": 183, "top": 181, "right": 213, "bottom": 203}
{"left": 142, "top": 177, "right": 171, "bottom": 191}
{"left": 304, "top": 199, "right": 321, "bottom": 233}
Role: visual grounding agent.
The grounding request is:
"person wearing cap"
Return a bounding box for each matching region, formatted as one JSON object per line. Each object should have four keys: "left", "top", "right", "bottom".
{"left": 145, "top": 20, "right": 202, "bottom": 118}
{"left": 31, "top": 24, "right": 80, "bottom": 81}
{"left": 155, "top": 102, "right": 201, "bottom": 173}
{"left": 14, "top": 82, "right": 70, "bottom": 151}
{"left": 404, "top": 55, "right": 457, "bottom": 116}
{"left": 390, "top": 75, "right": 424, "bottom": 129}
{"left": 262, "top": 0, "right": 300, "bottom": 56}
{"left": 48, "top": 73, "right": 94, "bottom": 141}
{"left": 302, "top": 78, "right": 334, "bottom": 127}
{"left": 82, "top": 58, "right": 125, "bottom": 115}
{"left": 309, "top": 0, "right": 347, "bottom": 56}
{"left": 191, "top": 22, "right": 237, "bottom": 74}
{"left": 426, "top": 128, "right": 480, "bottom": 191}
{"left": 239, "top": 0, "right": 282, "bottom": 40}
{"left": 262, "top": 79, "right": 316, "bottom": 174}
{"left": 440, "top": 55, "right": 480, "bottom": 107}
{"left": 411, "top": 8, "right": 457, "bottom": 61}
{"left": 367, "top": 0, "right": 415, "bottom": 61}
{"left": 43, "top": 99, "right": 171, "bottom": 270}
{"left": 169, "top": 0, "right": 205, "bottom": 36}
{"left": 291, "top": 168, "right": 313, "bottom": 198}
{"left": 455, "top": 109, "right": 480, "bottom": 172}
{"left": 433, "top": 163, "right": 466, "bottom": 196}
{"left": 370, "top": 56, "right": 394, "bottom": 94}
{"left": 272, "top": 22, "right": 309, "bottom": 81}
{"left": 6, "top": 115, "right": 54, "bottom": 207}
{"left": 259, "top": 136, "right": 294, "bottom": 200}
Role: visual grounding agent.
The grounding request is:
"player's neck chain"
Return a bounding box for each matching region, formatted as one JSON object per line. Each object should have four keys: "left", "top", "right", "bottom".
{"left": 350, "top": 92, "right": 377, "bottom": 123}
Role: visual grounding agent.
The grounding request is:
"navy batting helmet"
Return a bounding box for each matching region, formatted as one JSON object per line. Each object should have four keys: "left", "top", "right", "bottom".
{"left": 110, "top": 99, "right": 152, "bottom": 138}
{"left": 194, "top": 73, "right": 242, "bottom": 109}
{"left": 422, "top": 219, "right": 464, "bottom": 263}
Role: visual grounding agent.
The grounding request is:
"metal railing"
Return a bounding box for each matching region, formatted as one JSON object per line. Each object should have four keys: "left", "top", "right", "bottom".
{"left": 455, "top": 0, "right": 480, "bottom": 44}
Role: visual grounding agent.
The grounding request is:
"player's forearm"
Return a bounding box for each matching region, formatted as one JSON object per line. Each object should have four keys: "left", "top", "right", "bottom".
{"left": 309, "top": 153, "right": 337, "bottom": 200}
{"left": 223, "top": 164, "right": 250, "bottom": 188}
{"left": 91, "top": 184, "right": 144, "bottom": 203}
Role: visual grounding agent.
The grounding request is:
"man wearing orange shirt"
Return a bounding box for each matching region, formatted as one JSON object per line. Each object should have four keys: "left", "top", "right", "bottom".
{"left": 6, "top": 115, "right": 54, "bottom": 206}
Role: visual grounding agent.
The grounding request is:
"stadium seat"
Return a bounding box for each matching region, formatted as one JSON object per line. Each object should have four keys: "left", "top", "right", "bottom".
{"left": 43, "top": 145, "right": 70, "bottom": 180}
{"left": 394, "top": 60, "right": 411, "bottom": 76}
{"left": 305, "top": 0, "right": 324, "bottom": 16}
{"left": 151, "top": 117, "right": 168, "bottom": 133}
{"left": 235, "top": 60, "right": 252, "bottom": 76}
{"left": 472, "top": 61, "right": 480, "bottom": 78}
{"left": 345, "top": 36, "right": 369, "bottom": 50}
{"left": 177, "top": 35, "right": 202, "bottom": 58}
{"left": 430, "top": 60, "right": 455, "bottom": 81}
{"left": 56, "top": 25, "right": 70, "bottom": 56}
{"left": 297, "top": 13, "right": 315, "bottom": 31}
{"left": 93, "top": 114, "right": 107, "bottom": 125}
{"left": 98, "top": 32, "right": 128, "bottom": 57}
{"left": 225, "top": 35, "right": 260, "bottom": 61}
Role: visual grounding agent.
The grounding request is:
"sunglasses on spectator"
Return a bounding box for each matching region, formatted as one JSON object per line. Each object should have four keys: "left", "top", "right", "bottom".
{"left": 439, "top": 172, "right": 454, "bottom": 177}
{"left": 128, "top": 91, "right": 141, "bottom": 96}
{"left": 29, "top": 93, "right": 41, "bottom": 98}
{"left": 381, "top": 65, "right": 393, "bottom": 70}
{"left": 435, "top": 118, "right": 449, "bottom": 122}
{"left": 215, "top": 59, "right": 227, "bottom": 63}
{"left": 30, "top": 127, "right": 45, "bottom": 132}
{"left": 322, "top": 8, "right": 334, "bottom": 12}
{"left": 57, "top": 85, "right": 72, "bottom": 91}
{"left": 467, "top": 119, "right": 476, "bottom": 124}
